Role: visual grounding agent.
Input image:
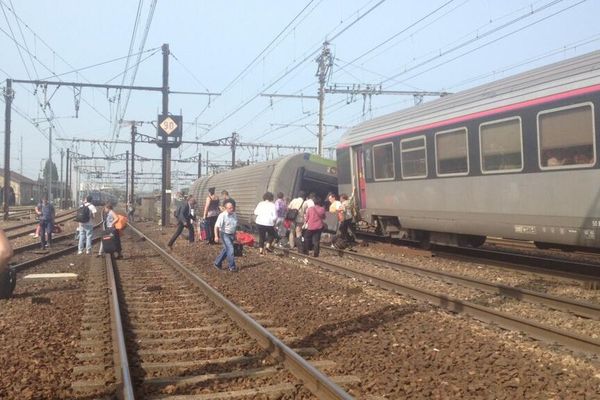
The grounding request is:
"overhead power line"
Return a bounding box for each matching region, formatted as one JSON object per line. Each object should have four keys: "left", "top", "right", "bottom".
{"left": 381, "top": 0, "right": 577, "bottom": 85}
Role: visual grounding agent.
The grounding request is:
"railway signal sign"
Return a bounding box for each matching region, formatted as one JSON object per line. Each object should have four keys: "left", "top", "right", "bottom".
{"left": 157, "top": 114, "right": 182, "bottom": 148}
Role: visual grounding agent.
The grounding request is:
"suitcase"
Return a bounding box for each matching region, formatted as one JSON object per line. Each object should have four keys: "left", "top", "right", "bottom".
{"left": 199, "top": 220, "right": 208, "bottom": 241}
{"left": 233, "top": 242, "right": 243, "bottom": 257}
{"left": 101, "top": 230, "right": 117, "bottom": 254}
{"left": 235, "top": 231, "right": 255, "bottom": 247}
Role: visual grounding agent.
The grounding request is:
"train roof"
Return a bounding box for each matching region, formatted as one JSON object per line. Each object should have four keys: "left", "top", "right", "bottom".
{"left": 190, "top": 153, "right": 337, "bottom": 225}
{"left": 338, "top": 50, "right": 600, "bottom": 148}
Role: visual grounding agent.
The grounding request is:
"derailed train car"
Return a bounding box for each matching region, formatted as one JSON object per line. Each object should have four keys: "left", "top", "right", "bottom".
{"left": 190, "top": 153, "right": 337, "bottom": 227}
{"left": 337, "top": 50, "right": 600, "bottom": 250}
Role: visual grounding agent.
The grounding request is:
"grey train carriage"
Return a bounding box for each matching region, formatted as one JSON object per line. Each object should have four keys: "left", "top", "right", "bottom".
{"left": 189, "top": 153, "right": 337, "bottom": 227}
{"left": 336, "top": 50, "right": 600, "bottom": 250}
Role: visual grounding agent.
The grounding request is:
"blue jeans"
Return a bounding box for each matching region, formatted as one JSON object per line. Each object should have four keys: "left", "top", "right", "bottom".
{"left": 78, "top": 223, "right": 94, "bottom": 252}
{"left": 214, "top": 232, "right": 236, "bottom": 270}
{"left": 39, "top": 219, "right": 53, "bottom": 248}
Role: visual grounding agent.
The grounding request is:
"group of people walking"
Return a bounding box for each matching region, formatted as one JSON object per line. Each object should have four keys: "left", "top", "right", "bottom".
{"left": 166, "top": 186, "right": 359, "bottom": 271}
{"left": 76, "top": 195, "right": 123, "bottom": 259}
{"left": 167, "top": 188, "right": 239, "bottom": 272}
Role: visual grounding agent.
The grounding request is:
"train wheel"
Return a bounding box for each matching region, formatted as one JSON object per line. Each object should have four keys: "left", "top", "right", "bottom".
{"left": 534, "top": 241, "right": 551, "bottom": 250}
{"left": 0, "top": 268, "right": 14, "bottom": 299}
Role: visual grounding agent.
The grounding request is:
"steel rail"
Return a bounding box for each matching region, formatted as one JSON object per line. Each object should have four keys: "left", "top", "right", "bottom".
{"left": 10, "top": 236, "right": 102, "bottom": 273}
{"left": 436, "top": 245, "right": 600, "bottom": 281}
{"left": 128, "top": 223, "right": 353, "bottom": 400}
{"left": 12, "top": 221, "right": 104, "bottom": 255}
{"left": 6, "top": 214, "right": 79, "bottom": 240}
{"left": 104, "top": 254, "right": 135, "bottom": 400}
{"left": 322, "top": 247, "right": 600, "bottom": 320}
{"left": 284, "top": 250, "right": 600, "bottom": 355}
{"left": 3, "top": 209, "right": 76, "bottom": 232}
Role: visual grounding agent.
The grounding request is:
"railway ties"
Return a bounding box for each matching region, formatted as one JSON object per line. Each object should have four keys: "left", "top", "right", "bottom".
{"left": 278, "top": 246, "right": 600, "bottom": 356}
{"left": 4, "top": 209, "right": 77, "bottom": 239}
{"left": 73, "top": 228, "right": 357, "bottom": 399}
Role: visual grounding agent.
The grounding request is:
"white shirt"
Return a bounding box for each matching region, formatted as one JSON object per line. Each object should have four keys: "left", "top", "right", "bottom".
{"left": 254, "top": 200, "right": 277, "bottom": 226}
{"left": 216, "top": 211, "right": 238, "bottom": 234}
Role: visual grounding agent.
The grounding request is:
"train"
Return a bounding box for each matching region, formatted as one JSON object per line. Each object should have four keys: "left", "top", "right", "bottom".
{"left": 336, "top": 50, "right": 600, "bottom": 250}
{"left": 86, "top": 190, "right": 119, "bottom": 207}
{"left": 189, "top": 153, "right": 338, "bottom": 227}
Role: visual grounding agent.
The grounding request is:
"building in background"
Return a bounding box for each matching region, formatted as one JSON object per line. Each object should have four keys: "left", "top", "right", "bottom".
{"left": 0, "top": 168, "right": 43, "bottom": 205}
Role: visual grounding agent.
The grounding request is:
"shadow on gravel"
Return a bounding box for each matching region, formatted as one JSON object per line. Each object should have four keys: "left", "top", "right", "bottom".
{"left": 236, "top": 262, "right": 262, "bottom": 271}
{"left": 290, "top": 304, "right": 425, "bottom": 351}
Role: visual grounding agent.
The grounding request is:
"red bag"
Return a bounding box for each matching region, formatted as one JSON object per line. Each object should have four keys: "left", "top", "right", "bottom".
{"left": 236, "top": 231, "right": 255, "bottom": 247}
{"left": 199, "top": 220, "right": 208, "bottom": 241}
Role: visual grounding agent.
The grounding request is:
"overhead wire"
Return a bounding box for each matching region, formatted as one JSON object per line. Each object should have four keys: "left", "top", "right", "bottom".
{"left": 0, "top": 0, "right": 111, "bottom": 123}
{"left": 108, "top": 0, "right": 145, "bottom": 149}
{"left": 206, "top": 0, "right": 391, "bottom": 162}
{"left": 381, "top": 0, "right": 576, "bottom": 85}
{"left": 182, "top": 0, "right": 324, "bottom": 138}
{"left": 446, "top": 32, "right": 600, "bottom": 90}
{"left": 385, "top": 0, "right": 587, "bottom": 87}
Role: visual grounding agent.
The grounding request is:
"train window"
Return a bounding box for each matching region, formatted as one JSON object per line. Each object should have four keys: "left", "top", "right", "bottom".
{"left": 373, "top": 142, "right": 395, "bottom": 180}
{"left": 479, "top": 117, "right": 523, "bottom": 173}
{"left": 400, "top": 136, "right": 427, "bottom": 179}
{"left": 364, "top": 147, "right": 373, "bottom": 180}
{"left": 538, "top": 103, "right": 595, "bottom": 169}
{"left": 435, "top": 128, "right": 469, "bottom": 176}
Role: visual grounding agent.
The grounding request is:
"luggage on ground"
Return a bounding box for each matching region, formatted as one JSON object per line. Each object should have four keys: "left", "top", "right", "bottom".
{"left": 235, "top": 231, "right": 255, "bottom": 247}
{"left": 101, "top": 230, "right": 117, "bottom": 253}
{"left": 233, "top": 242, "right": 243, "bottom": 256}
{"left": 199, "top": 219, "right": 208, "bottom": 241}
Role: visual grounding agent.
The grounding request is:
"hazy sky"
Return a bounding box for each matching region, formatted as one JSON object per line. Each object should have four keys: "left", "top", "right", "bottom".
{"left": 1, "top": 0, "right": 599, "bottom": 191}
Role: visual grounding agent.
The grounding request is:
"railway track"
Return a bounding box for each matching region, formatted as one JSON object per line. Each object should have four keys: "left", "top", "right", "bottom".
{"left": 355, "top": 231, "right": 600, "bottom": 285}
{"left": 276, "top": 246, "right": 600, "bottom": 356}
{"left": 5, "top": 210, "right": 77, "bottom": 240}
{"left": 435, "top": 245, "right": 600, "bottom": 286}
{"left": 72, "top": 226, "right": 357, "bottom": 399}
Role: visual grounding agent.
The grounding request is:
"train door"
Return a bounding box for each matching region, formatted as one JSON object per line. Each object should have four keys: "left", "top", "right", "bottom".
{"left": 351, "top": 146, "right": 367, "bottom": 209}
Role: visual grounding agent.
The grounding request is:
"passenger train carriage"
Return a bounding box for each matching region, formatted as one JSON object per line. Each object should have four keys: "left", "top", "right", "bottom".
{"left": 336, "top": 50, "right": 600, "bottom": 249}
{"left": 190, "top": 153, "right": 337, "bottom": 228}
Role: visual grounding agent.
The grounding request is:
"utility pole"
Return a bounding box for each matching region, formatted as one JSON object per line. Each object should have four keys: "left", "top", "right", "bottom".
{"left": 197, "top": 152, "right": 202, "bottom": 178}
{"left": 65, "top": 149, "right": 70, "bottom": 208}
{"left": 3, "top": 79, "right": 13, "bottom": 220}
{"left": 261, "top": 41, "right": 449, "bottom": 157}
{"left": 161, "top": 43, "right": 171, "bottom": 227}
{"left": 125, "top": 150, "right": 129, "bottom": 206}
{"left": 47, "top": 125, "right": 52, "bottom": 201}
{"left": 19, "top": 134, "right": 23, "bottom": 175}
{"left": 316, "top": 41, "right": 332, "bottom": 157}
{"left": 231, "top": 132, "right": 237, "bottom": 169}
{"left": 60, "top": 148, "right": 64, "bottom": 206}
{"left": 130, "top": 124, "right": 136, "bottom": 205}
{"left": 5, "top": 43, "right": 219, "bottom": 221}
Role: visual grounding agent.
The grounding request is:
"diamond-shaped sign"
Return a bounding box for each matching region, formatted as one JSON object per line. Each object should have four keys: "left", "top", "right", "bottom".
{"left": 160, "top": 116, "right": 178, "bottom": 135}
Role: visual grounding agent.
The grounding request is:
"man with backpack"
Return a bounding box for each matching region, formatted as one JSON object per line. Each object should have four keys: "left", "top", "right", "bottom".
{"left": 77, "top": 195, "right": 97, "bottom": 255}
